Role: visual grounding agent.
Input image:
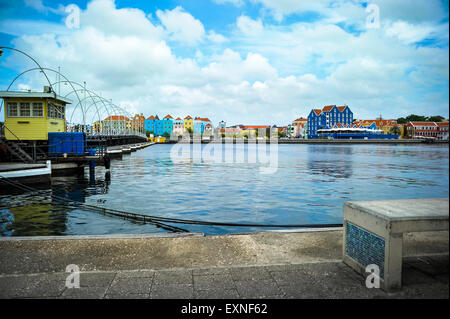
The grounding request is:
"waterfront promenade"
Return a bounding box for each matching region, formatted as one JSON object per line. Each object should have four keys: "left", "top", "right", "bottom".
{"left": 0, "top": 229, "right": 447, "bottom": 299}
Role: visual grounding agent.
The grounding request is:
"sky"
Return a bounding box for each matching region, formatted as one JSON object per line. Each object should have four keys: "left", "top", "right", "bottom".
{"left": 0, "top": 0, "right": 448, "bottom": 126}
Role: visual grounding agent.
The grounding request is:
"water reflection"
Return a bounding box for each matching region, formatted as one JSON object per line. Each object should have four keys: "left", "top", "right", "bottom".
{"left": 0, "top": 144, "right": 448, "bottom": 236}
{"left": 0, "top": 171, "right": 112, "bottom": 236}
{"left": 307, "top": 145, "right": 353, "bottom": 178}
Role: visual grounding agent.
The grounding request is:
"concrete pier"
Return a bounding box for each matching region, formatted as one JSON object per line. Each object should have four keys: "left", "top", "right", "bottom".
{"left": 0, "top": 161, "right": 51, "bottom": 185}
{"left": 0, "top": 229, "right": 447, "bottom": 299}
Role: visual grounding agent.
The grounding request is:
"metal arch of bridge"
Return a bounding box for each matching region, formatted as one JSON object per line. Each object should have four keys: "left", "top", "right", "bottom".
{"left": 2, "top": 67, "right": 84, "bottom": 125}
{"left": 2, "top": 67, "right": 146, "bottom": 138}
{"left": 60, "top": 84, "right": 145, "bottom": 137}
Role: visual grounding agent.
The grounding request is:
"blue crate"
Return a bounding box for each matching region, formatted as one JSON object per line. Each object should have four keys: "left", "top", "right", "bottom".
{"left": 48, "top": 132, "right": 86, "bottom": 156}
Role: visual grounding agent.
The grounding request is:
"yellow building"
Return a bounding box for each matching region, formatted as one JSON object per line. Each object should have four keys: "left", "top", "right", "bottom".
{"left": 184, "top": 115, "right": 193, "bottom": 133}
{"left": 93, "top": 120, "right": 103, "bottom": 134}
{"left": 148, "top": 136, "right": 166, "bottom": 143}
{"left": 1, "top": 89, "right": 70, "bottom": 141}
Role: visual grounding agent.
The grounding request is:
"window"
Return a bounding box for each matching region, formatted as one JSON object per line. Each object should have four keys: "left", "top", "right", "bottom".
{"left": 48, "top": 103, "right": 65, "bottom": 120}
{"left": 20, "top": 103, "right": 31, "bottom": 116}
{"left": 32, "top": 103, "right": 43, "bottom": 117}
{"left": 7, "top": 102, "right": 18, "bottom": 117}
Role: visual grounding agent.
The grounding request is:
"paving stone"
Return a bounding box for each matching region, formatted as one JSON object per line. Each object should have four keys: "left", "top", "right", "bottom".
{"left": 0, "top": 276, "right": 41, "bottom": 298}
{"left": 150, "top": 284, "right": 193, "bottom": 299}
{"left": 15, "top": 279, "right": 67, "bottom": 298}
{"left": 402, "top": 267, "right": 437, "bottom": 286}
{"left": 396, "top": 282, "right": 449, "bottom": 299}
{"left": 104, "top": 293, "right": 150, "bottom": 299}
{"left": 115, "top": 270, "right": 155, "bottom": 279}
{"left": 107, "top": 277, "right": 153, "bottom": 295}
{"left": 228, "top": 266, "right": 273, "bottom": 282}
{"left": 280, "top": 282, "right": 333, "bottom": 299}
{"left": 405, "top": 256, "right": 449, "bottom": 276}
{"left": 193, "top": 288, "right": 240, "bottom": 299}
{"left": 79, "top": 272, "right": 116, "bottom": 287}
{"left": 193, "top": 267, "right": 231, "bottom": 276}
{"left": 61, "top": 287, "right": 108, "bottom": 299}
{"left": 194, "top": 274, "right": 236, "bottom": 290}
{"left": 153, "top": 270, "right": 192, "bottom": 285}
{"left": 234, "top": 280, "right": 283, "bottom": 298}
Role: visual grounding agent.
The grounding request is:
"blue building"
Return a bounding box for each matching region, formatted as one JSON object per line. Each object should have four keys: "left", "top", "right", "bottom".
{"left": 145, "top": 115, "right": 163, "bottom": 135}
{"left": 307, "top": 105, "right": 353, "bottom": 139}
{"left": 161, "top": 115, "right": 174, "bottom": 135}
{"left": 193, "top": 117, "right": 212, "bottom": 134}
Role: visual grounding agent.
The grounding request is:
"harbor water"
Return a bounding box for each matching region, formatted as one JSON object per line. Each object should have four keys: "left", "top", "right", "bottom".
{"left": 0, "top": 143, "right": 448, "bottom": 236}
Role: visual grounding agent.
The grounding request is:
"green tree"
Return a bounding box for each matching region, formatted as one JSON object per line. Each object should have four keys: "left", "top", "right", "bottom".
{"left": 405, "top": 114, "right": 428, "bottom": 122}
{"left": 163, "top": 132, "right": 170, "bottom": 138}
{"left": 397, "top": 117, "right": 407, "bottom": 124}
{"left": 278, "top": 131, "right": 286, "bottom": 138}
{"left": 428, "top": 116, "right": 444, "bottom": 122}
{"left": 390, "top": 125, "right": 401, "bottom": 135}
{"left": 145, "top": 130, "right": 153, "bottom": 137}
{"left": 186, "top": 127, "right": 193, "bottom": 138}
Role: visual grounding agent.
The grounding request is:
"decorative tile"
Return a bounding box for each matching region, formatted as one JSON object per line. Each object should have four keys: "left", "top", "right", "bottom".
{"left": 345, "top": 222, "right": 385, "bottom": 278}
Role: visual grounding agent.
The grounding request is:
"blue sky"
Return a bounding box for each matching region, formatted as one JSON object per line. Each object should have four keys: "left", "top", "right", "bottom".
{"left": 0, "top": 0, "right": 449, "bottom": 125}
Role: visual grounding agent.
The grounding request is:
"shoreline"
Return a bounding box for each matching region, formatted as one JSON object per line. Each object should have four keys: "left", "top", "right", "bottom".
{"left": 166, "top": 139, "right": 449, "bottom": 144}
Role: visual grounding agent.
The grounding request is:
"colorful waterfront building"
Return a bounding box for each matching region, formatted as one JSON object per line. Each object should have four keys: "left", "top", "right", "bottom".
{"left": 173, "top": 117, "right": 184, "bottom": 136}
{"left": 93, "top": 120, "right": 103, "bottom": 134}
{"left": 145, "top": 115, "right": 161, "bottom": 135}
{"left": 353, "top": 117, "right": 399, "bottom": 135}
{"left": 162, "top": 115, "right": 174, "bottom": 136}
{"left": 307, "top": 105, "right": 353, "bottom": 139}
{"left": 406, "top": 121, "right": 449, "bottom": 140}
{"left": 184, "top": 116, "right": 193, "bottom": 133}
{"left": 193, "top": 117, "right": 212, "bottom": 134}
{"left": 292, "top": 117, "right": 308, "bottom": 138}
{"left": 103, "top": 115, "right": 129, "bottom": 135}
{"left": 131, "top": 113, "right": 145, "bottom": 134}
{"left": 243, "top": 125, "right": 270, "bottom": 138}
{"left": 0, "top": 88, "right": 70, "bottom": 141}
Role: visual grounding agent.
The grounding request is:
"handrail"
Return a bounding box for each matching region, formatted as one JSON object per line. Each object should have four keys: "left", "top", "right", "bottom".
{"left": 2, "top": 123, "right": 24, "bottom": 143}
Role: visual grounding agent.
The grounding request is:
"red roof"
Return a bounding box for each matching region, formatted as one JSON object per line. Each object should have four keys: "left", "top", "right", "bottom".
{"left": 313, "top": 109, "right": 322, "bottom": 116}
{"left": 164, "top": 114, "right": 173, "bottom": 119}
{"left": 322, "top": 105, "right": 335, "bottom": 112}
{"left": 147, "top": 115, "right": 155, "bottom": 120}
{"left": 409, "top": 121, "right": 438, "bottom": 126}
{"left": 243, "top": 125, "right": 270, "bottom": 129}
{"left": 104, "top": 115, "right": 130, "bottom": 121}
{"left": 294, "top": 117, "right": 307, "bottom": 122}
{"left": 175, "top": 117, "right": 182, "bottom": 120}
{"left": 184, "top": 116, "right": 192, "bottom": 120}
{"left": 337, "top": 106, "right": 347, "bottom": 112}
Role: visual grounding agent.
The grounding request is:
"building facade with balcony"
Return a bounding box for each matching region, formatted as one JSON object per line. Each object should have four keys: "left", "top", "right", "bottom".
{"left": 406, "top": 121, "right": 449, "bottom": 140}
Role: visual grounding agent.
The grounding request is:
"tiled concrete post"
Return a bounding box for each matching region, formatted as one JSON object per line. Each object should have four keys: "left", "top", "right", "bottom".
{"left": 343, "top": 198, "right": 449, "bottom": 292}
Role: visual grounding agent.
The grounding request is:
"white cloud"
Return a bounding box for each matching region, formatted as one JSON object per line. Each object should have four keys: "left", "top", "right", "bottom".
{"left": 23, "top": 0, "right": 65, "bottom": 14}
{"left": 385, "top": 21, "right": 448, "bottom": 44}
{"left": 212, "top": 0, "right": 245, "bottom": 7}
{"left": 207, "top": 30, "right": 228, "bottom": 43}
{"left": 156, "top": 6, "right": 205, "bottom": 45}
{"left": 236, "top": 15, "right": 263, "bottom": 35}
{"left": 2, "top": 0, "right": 448, "bottom": 125}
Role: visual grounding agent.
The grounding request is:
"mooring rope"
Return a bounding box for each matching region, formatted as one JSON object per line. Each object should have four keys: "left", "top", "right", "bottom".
{"left": 0, "top": 175, "right": 343, "bottom": 229}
